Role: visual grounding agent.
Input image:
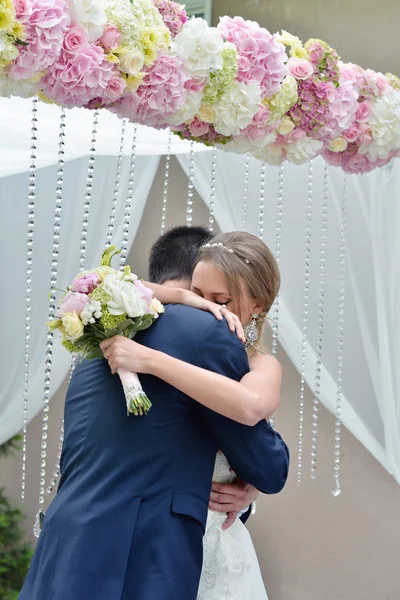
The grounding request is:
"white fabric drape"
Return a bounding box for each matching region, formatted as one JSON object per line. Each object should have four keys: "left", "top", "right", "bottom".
{"left": 177, "top": 152, "right": 400, "bottom": 483}
{"left": 0, "top": 152, "right": 160, "bottom": 444}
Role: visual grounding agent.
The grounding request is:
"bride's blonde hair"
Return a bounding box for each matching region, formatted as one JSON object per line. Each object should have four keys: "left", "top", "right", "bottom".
{"left": 196, "top": 231, "right": 280, "bottom": 347}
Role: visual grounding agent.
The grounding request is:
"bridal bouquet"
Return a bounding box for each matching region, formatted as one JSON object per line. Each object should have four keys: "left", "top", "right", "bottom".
{"left": 48, "top": 246, "right": 164, "bottom": 415}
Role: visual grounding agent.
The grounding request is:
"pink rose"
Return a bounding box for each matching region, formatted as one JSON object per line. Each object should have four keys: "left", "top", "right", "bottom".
{"left": 238, "top": 55, "right": 251, "bottom": 72}
{"left": 72, "top": 273, "right": 100, "bottom": 294}
{"left": 103, "top": 73, "right": 126, "bottom": 103}
{"left": 287, "top": 57, "right": 314, "bottom": 81}
{"left": 356, "top": 101, "right": 372, "bottom": 122}
{"left": 13, "top": 0, "right": 32, "bottom": 23}
{"left": 344, "top": 125, "right": 360, "bottom": 143}
{"left": 58, "top": 291, "right": 90, "bottom": 316}
{"left": 189, "top": 118, "right": 210, "bottom": 137}
{"left": 63, "top": 26, "right": 88, "bottom": 54}
{"left": 100, "top": 24, "right": 121, "bottom": 51}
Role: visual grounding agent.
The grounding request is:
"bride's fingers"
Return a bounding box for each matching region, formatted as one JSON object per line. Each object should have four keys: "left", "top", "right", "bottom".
{"left": 222, "top": 512, "right": 238, "bottom": 531}
{"left": 233, "top": 318, "right": 245, "bottom": 343}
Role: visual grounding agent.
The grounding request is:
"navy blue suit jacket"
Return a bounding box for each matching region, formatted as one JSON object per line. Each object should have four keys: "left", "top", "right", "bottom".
{"left": 20, "top": 305, "right": 289, "bottom": 600}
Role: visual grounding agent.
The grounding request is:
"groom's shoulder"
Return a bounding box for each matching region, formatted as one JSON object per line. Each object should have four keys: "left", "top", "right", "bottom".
{"left": 161, "top": 305, "right": 243, "bottom": 349}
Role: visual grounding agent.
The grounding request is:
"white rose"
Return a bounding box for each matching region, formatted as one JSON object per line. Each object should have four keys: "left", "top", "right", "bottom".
{"left": 118, "top": 47, "right": 145, "bottom": 76}
{"left": 67, "top": 0, "right": 107, "bottom": 42}
{"left": 278, "top": 117, "right": 295, "bottom": 136}
{"left": 328, "top": 136, "right": 348, "bottom": 153}
{"left": 173, "top": 18, "right": 224, "bottom": 78}
{"left": 213, "top": 80, "right": 262, "bottom": 137}
{"left": 103, "top": 273, "right": 148, "bottom": 318}
{"left": 149, "top": 298, "right": 164, "bottom": 317}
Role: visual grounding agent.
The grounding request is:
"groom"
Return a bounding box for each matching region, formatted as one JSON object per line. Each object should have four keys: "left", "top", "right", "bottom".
{"left": 149, "top": 225, "right": 260, "bottom": 526}
{"left": 20, "top": 236, "right": 289, "bottom": 600}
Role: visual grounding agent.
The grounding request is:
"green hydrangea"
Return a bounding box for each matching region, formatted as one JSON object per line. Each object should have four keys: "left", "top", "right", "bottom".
{"left": 99, "top": 310, "right": 127, "bottom": 331}
{"left": 62, "top": 339, "right": 80, "bottom": 353}
{"left": 267, "top": 75, "right": 298, "bottom": 121}
{"left": 386, "top": 72, "right": 400, "bottom": 90}
{"left": 202, "top": 43, "right": 239, "bottom": 105}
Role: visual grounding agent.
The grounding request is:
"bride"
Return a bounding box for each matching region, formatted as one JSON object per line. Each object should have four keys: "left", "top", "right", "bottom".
{"left": 101, "top": 231, "right": 282, "bottom": 599}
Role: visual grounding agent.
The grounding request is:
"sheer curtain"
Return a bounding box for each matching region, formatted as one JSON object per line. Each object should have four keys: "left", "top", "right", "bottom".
{"left": 178, "top": 152, "right": 400, "bottom": 483}
{"left": 0, "top": 153, "right": 160, "bottom": 444}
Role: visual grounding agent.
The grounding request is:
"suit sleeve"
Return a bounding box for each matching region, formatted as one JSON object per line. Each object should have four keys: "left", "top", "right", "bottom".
{"left": 197, "top": 320, "right": 290, "bottom": 495}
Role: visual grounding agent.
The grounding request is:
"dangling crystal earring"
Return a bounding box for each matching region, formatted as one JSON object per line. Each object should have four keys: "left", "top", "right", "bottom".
{"left": 244, "top": 314, "right": 259, "bottom": 350}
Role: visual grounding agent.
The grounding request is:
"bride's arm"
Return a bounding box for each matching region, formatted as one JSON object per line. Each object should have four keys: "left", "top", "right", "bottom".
{"left": 100, "top": 337, "right": 281, "bottom": 426}
{"left": 143, "top": 281, "right": 245, "bottom": 341}
{"left": 148, "top": 351, "right": 281, "bottom": 425}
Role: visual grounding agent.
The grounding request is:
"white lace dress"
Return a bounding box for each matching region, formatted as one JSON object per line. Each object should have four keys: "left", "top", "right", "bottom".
{"left": 197, "top": 452, "right": 269, "bottom": 600}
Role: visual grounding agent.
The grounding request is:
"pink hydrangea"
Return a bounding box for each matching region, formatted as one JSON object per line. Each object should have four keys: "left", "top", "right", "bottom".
{"left": 42, "top": 43, "right": 114, "bottom": 108}
{"left": 324, "top": 146, "right": 393, "bottom": 174}
{"left": 58, "top": 291, "right": 90, "bottom": 316}
{"left": 109, "top": 54, "right": 190, "bottom": 128}
{"left": 289, "top": 77, "right": 334, "bottom": 137}
{"left": 322, "top": 81, "right": 359, "bottom": 139}
{"left": 237, "top": 106, "right": 274, "bottom": 144}
{"left": 174, "top": 123, "right": 231, "bottom": 146}
{"left": 217, "top": 16, "right": 287, "bottom": 99}
{"left": 72, "top": 273, "right": 100, "bottom": 294}
{"left": 152, "top": 0, "right": 188, "bottom": 37}
{"left": 304, "top": 39, "right": 340, "bottom": 81}
{"left": 11, "top": 0, "right": 70, "bottom": 79}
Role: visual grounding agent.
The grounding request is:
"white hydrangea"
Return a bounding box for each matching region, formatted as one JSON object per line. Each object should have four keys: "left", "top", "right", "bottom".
{"left": 105, "top": 0, "right": 166, "bottom": 44}
{"left": 213, "top": 80, "right": 262, "bottom": 137}
{"left": 254, "top": 144, "right": 286, "bottom": 166}
{"left": 67, "top": 0, "right": 108, "bottom": 42}
{"left": 224, "top": 129, "right": 277, "bottom": 154}
{"left": 165, "top": 90, "right": 203, "bottom": 126}
{"left": 360, "top": 88, "right": 400, "bottom": 162}
{"left": 81, "top": 300, "right": 102, "bottom": 326}
{"left": 286, "top": 136, "right": 323, "bottom": 165}
{"left": 102, "top": 273, "right": 148, "bottom": 318}
{"left": 173, "top": 18, "right": 224, "bottom": 79}
{"left": 0, "top": 73, "right": 39, "bottom": 99}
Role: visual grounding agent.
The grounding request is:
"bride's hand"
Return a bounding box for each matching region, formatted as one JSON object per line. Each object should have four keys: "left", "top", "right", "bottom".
{"left": 180, "top": 290, "right": 245, "bottom": 343}
{"left": 100, "top": 336, "right": 154, "bottom": 375}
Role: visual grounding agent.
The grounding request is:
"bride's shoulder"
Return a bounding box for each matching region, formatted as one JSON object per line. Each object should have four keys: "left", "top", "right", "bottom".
{"left": 249, "top": 351, "right": 282, "bottom": 375}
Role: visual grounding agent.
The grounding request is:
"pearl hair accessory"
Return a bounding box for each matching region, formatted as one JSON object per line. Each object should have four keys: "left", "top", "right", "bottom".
{"left": 202, "top": 242, "right": 250, "bottom": 264}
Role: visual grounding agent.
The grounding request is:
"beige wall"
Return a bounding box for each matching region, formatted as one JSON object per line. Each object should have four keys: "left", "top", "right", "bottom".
{"left": 213, "top": 0, "right": 400, "bottom": 76}
{"left": 1, "top": 159, "right": 400, "bottom": 599}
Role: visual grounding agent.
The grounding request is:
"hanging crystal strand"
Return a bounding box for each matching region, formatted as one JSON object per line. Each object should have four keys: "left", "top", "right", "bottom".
{"left": 311, "top": 163, "right": 330, "bottom": 480}
{"left": 332, "top": 173, "right": 348, "bottom": 497}
{"left": 79, "top": 110, "right": 99, "bottom": 270}
{"left": 106, "top": 119, "right": 127, "bottom": 248}
{"left": 45, "top": 355, "right": 76, "bottom": 497}
{"left": 33, "top": 108, "right": 66, "bottom": 538}
{"left": 208, "top": 148, "right": 217, "bottom": 233}
{"left": 160, "top": 129, "right": 172, "bottom": 235}
{"left": 45, "top": 112, "right": 100, "bottom": 499}
{"left": 297, "top": 161, "right": 314, "bottom": 486}
{"left": 269, "top": 164, "right": 284, "bottom": 430}
{"left": 271, "top": 164, "right": 284, "bottom": 357}
{"left": 258, "top": 162, "right": 266, "bottom": 238}
{"left": 21, "top": 97, "right": 38, "bottom": 504}
{"left": 119, "top": 125, "right": 138, "bottom": 269}
{"left": 186, "top": 141, "right": 195, "bottom": 226}
{"left": 242, "top": 153, "right": 250, "bottom": 231}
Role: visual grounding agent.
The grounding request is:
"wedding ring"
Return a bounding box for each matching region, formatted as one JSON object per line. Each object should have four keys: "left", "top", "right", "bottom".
{"left": 220, "top": 304, "right": 227, "bottom": 312}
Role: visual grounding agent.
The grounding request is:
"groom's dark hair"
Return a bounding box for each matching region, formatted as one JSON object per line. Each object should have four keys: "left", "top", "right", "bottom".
{"left": 149, "top": 226, "right": 212, "bottom": 284}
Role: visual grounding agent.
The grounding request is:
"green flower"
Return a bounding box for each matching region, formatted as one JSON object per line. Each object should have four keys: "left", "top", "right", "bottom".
{"left": 99, "top": 309, "right": 127, "bottom": 331}
{"left": 62, "top": 339, "right": 80, "bottom": 353}
{"left": 267, "top": 76, "right": 298, "bottom": 121}
{"left": 386, "top": 72, "right": 400, "bottom": 90}
{"left": 202, "top": 43, "right": 238, "bottom": 105}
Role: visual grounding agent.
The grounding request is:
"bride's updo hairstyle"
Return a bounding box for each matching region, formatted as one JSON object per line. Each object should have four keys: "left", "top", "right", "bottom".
{"left": 196, "top": 231, "right": 280, "bottom": 337}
